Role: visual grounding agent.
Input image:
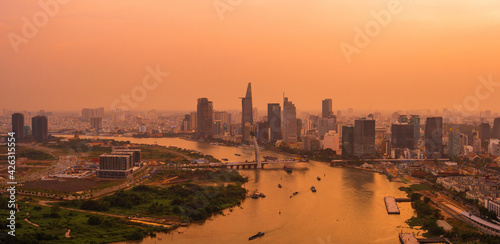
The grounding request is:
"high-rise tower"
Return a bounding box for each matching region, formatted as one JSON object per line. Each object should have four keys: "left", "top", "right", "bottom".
{"left": 241, "top": 82, "right": 253, "bottom": 140}
{"left": 322, "top": 99, "right": 334, "bottom": 118}
{"left": 197, "top": 98, "right": 213, "bottom": 137}
{"left": 424, "top": 117, "right": 443, "bottom": 158}
{"left": 32, "top": 116, "right": 48, "bottom": 142}
{"left": 12, "top": 113, "right": 24, "bottom": 142}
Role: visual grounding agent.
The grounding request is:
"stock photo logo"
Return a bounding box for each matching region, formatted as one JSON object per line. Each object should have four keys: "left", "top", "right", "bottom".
{"left": 110, "top": 65, "right": 169, "bottom": 111}
{"left": 7, "top": 0, "right": 70, "bottom": 54}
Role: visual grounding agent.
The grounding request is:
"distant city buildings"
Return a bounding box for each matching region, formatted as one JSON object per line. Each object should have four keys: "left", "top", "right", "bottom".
{"left": 32, "top": 115, "right": 48, "bottom": 142}
{"left": 82, "top": 107, "right": 104, "bottom": 121}
{"left": 11, "top": 113, "right": 24, "bottom": 142}
{"left": 91, "top": 117, "right": 103, "bottom": 130}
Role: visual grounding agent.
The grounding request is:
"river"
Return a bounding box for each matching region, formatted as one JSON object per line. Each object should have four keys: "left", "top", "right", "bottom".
{"left": 60, "top": 135, "right": 417, "bottom": 244}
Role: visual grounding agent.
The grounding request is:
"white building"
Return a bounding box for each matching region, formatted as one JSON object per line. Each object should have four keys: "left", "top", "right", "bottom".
{"left": 489, "top": 139, "right": 500, "bottom": 156}
{"left": 321, "top": 130, "right": 340, "bottom": 154}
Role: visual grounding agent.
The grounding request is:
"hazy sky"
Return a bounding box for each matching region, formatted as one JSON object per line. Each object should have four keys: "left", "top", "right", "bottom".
{"left": 1, "top": 0, "right": 500, "bottom": 113}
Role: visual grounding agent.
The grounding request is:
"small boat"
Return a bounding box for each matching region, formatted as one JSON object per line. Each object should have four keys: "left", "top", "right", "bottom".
{"left": 259, "top": 193, "right": 266, "bottom": 198}
{"left": 317, "top": 177, "right": 321, "bottom": 181}
{"left": 251, "top": 193, "right": 260, "bottom": 199}
{"left": 278, "top": 184, "right": 282, "bottom": 188}
{"left": 293, "top": 191, "right": 298, "bottom": 196}
{"left": 248, "top": 232, "right": 265, "bottom": 240}
{"left": 235, "top": 154, "right": 241, "bottom": 156}
{"left": 311, "top": 186, "right": 316, "bottom": 192}
{"left": 221, "top": 158, "right": 228, "bottom": 161}
{"left": 283, "top": 166, "right": 292, "bottom": 173}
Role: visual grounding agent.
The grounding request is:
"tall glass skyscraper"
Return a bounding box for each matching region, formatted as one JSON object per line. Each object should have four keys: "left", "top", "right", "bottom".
{"left": 283, "top": 97, "right": 297, "bottom": 143}
{"left": 241, "top": 82, "right": 253, "bottom": 141}
{"left": 12, "top": 113, "right": 24, "bottom": 142}
{"left": 322, "top": 99, "right": 334, "bottom": 118}
{"left": 424, "top": 117, "right": 443, "bottom": 158}
{"left": 353, "top": 119, "right": 375, "bottom": 158}
{"left": 197, "top": 98, "right": 213, "bottom": 137}
{"left": 267, "top": 103, "right": 281, "bottom": 142}
{"left": 32, "top": 115, "right": 48, "bottom": 142}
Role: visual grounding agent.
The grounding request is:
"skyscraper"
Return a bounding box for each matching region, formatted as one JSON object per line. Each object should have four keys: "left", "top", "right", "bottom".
{"left": 480, "top": 122, "right": 491, "bottom": 142}
{"left": 32, "top": 116, "right": 48, "bottom": 142}
{"left": 91, "top": 117, "right": 103, "bottom": 130}
{"left": 322, "top": 99, "right": 334, "bottom": 118}
{"left": 182, "top": 114, "right": 191, "bottom": 131}
{"left": 410, "top": 115, "right": 420, "bottom": 148}
{"left": 11, "top": 113, "right": 24, "bottom": 142}
{"left": 391, "top": 123, "right": 414, "bottom": 150}
{"left": 197, "top": 98, "right": 213, "bottom": 137}
{"left": 267, "top": 103, "right": 281, "bottom": 142}
{"left": 424, "top": 117, "right": 443, "bottom": 158}
{"left": 353, "top": 119, "right": 375, "bottom": 158}
{"left": 190, "top": 111, "right": 197, "bottom": 131}
{"left": 493, "top": 118, "right": 500, "bottom": 140}
{"left": 342, "top": 125, "right": 354, "bottom": 157}
{"left": 241, "top": 82, "right": 253, "bottom": 140}
{"left": 448, "top": 129, "right": 461, "bottom": 157}
{"left": 283, "top": 96, "right": 298, "bottom": 143}
{"left": 318, "top": 117, "right": 337, "bottom": 137}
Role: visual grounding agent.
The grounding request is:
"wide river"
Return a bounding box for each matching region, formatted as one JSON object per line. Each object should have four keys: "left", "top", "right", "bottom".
{"left": 65, "top": 136, "right": 417, "bottom": 244}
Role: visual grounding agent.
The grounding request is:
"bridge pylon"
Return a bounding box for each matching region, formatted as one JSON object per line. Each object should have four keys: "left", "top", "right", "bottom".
{"left": 250, "top": 136, "right": 262, "bottom": 168}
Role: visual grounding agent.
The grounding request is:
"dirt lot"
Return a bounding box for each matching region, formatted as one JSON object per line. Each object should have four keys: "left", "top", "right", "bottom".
{"left": 20, "top": 178, "right": 114, "bottom": 192}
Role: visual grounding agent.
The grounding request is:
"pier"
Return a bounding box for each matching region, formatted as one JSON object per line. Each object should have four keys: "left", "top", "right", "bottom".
{"left": 399, "top": 233, "right": 452, "bottom": 244}
{"left": 384, "top": 197, "right": 400, "bottom": 214}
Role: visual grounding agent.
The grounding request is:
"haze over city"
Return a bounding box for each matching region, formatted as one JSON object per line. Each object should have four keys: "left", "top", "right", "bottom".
{"left": 3, "top": 1, "right": 500, "bottom": 244}
{"left": 2, "top": 0, "right": 500, "bottom": 112}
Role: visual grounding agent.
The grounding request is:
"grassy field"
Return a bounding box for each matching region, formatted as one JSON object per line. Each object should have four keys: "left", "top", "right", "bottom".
{"left": 0, "top": 196, "right": 157, "bottom": 244}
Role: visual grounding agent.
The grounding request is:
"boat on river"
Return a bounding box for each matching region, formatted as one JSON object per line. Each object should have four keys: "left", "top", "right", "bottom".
{"left": 311, "top": 186, "right": 316, "bottom": 192}
{"left": 248, "top": 232, "right": 265, "bottom": 240}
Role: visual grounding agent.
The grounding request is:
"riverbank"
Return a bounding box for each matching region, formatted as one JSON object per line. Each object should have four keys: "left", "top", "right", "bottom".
{"left": 51, "top": 135, "right": 416, "bottom": 244}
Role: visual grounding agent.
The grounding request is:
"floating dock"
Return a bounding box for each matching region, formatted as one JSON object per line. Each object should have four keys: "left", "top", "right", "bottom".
{"left": 399, "top": 233, "right": 419, "bottom": 244}
{"left": 384, "top": 197, "right": 400, "bottom": 214}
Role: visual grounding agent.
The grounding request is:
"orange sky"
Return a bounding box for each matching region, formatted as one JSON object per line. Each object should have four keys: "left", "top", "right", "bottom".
{"left": 1, "top": 0, "right": 500, "bottom": 113}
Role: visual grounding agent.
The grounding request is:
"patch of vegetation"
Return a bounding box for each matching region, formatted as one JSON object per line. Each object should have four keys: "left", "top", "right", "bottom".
{"left": 59, "top": 183, "right": 247, "bottom": 222}
{"left": 405, "top": 193, "right": 446, "bottom": 237}
{"left": 399, "top": 184, "right": 433, "bottom": 195}
{"left": 17, "top": 148, "right": 55, "bottom": 161}
{"left": 0, "top": 196, "right": 156, "bottom": 244}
